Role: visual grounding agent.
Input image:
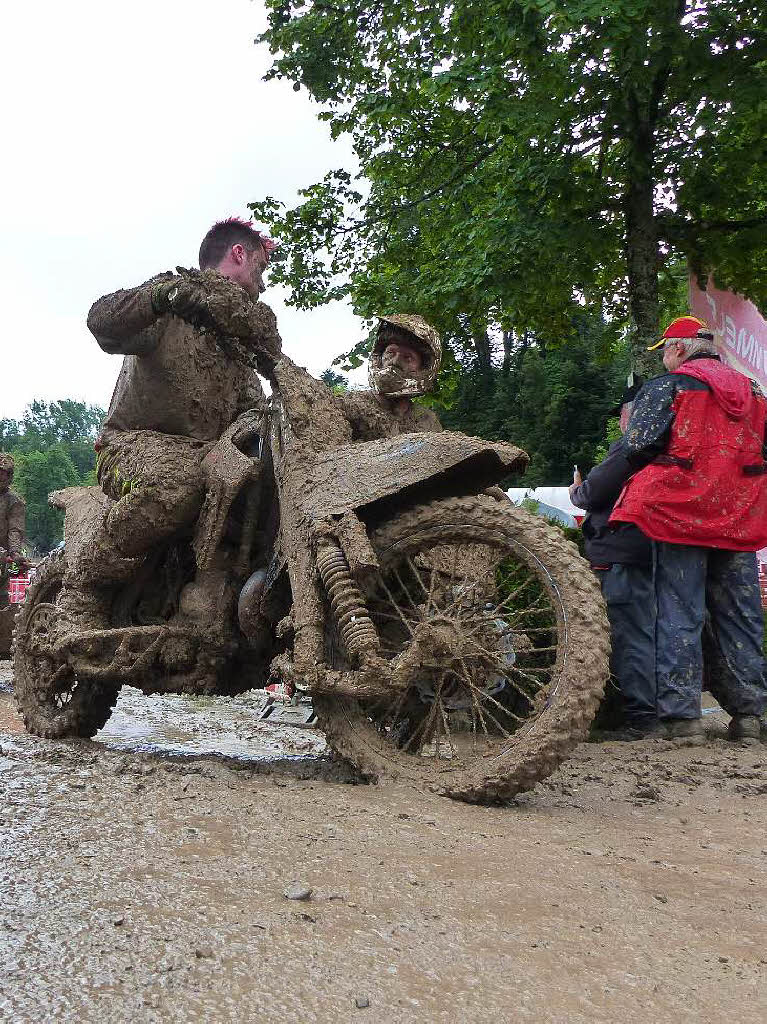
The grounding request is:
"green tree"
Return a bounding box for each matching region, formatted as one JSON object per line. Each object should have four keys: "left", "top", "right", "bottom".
{"left": 320, "top": 367, "right": 349, "bottom": 391}
{"left": 13, "top": 448, "right": 80, "bottom": 552}
{"left": 15, "top": 400, "right": 104, "bottom": 478}
{"left": 442, "top": 318, "right": 629, "bottom": 484}
{"left": 255, "top": 0, "right": 767, "bottom": 371}
{"left": 0, "top": 419, "right": 22, "bottom": 452}
{"left": 2, "top": 399, "right": 106, "bottom": 551}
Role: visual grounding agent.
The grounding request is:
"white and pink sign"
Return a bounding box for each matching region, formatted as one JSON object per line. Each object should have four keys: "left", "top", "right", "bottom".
{"left": 689, "top": 277, "right": 767, "bottom": 390}
{"left": 692, "top": 279, "right": 767, "bottom": 583}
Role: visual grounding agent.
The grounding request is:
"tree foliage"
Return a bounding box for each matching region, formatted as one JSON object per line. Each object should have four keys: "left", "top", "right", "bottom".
{"left": 441, "top": 317, "right": 629, "bottom": 485}
{"left": 13, "top": 449, "right": 80, "bottom": 552}
{"left": 1, "top": 400, "right": 104, "bottom": 551}
{"left": 255, "top": 0, "right": 767, "bottom": 371}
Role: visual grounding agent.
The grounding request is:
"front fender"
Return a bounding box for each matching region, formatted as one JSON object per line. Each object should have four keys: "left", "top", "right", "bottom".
{"left": 300, "top": 431, "right": 528, "bottom": 520}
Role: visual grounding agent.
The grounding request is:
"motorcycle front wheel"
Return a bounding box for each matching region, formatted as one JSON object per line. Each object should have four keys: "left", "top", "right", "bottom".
{"left": 314, "top": 495, "right": 610, "bottom": 804}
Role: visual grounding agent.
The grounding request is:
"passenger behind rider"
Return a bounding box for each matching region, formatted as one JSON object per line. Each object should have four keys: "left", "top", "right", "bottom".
{"left": 338, "top": 315, "right": 443, "bottom": 438}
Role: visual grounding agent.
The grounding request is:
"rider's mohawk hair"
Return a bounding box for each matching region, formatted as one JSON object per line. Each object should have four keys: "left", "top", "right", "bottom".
{"left": 199, "top": 217, "right": 276, "bottom": 269}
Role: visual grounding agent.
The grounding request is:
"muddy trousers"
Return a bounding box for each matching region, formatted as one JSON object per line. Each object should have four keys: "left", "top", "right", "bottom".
{"left": 63, "top": 432, "right": 211, "bottom": 602}
{"left": 654, "top": 543, "right": 767, "bottom": 720}
{"left": 596, "top": 563, "right": 656, "bottom": 727}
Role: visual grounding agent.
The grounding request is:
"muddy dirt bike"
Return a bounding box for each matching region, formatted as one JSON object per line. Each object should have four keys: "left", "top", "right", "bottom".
{"left": 13, "top": 357, "right": 609, "bottom": 803}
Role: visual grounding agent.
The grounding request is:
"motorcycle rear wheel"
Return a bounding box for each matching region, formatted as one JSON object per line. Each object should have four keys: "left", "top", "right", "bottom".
{"left": 13, "top": 550, "right": 120, "bottom": 739}
{"left": 314, "top": 495, "right": 609, "bottom": 804}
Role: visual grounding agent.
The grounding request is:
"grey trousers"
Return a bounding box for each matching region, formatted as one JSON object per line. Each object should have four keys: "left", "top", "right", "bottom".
{"left": 655, "top": 543, "right": 767, "bottom": 720}
{"left": 598, "top": 563, "right": 657, "bottom": 726}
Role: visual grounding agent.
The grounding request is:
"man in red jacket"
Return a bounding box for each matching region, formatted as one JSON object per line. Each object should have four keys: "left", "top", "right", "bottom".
{"left": 610, "top": 316, "right": 767, "bottom": 745}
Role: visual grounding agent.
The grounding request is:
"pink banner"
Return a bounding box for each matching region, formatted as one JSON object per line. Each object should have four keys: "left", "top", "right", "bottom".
{"left": 689, "top": 277, "right": 767, "bottom": 389}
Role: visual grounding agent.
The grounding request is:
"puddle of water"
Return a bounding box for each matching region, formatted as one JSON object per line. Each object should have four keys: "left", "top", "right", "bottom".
{"left": 97, "top": 687, "right": 326, "bottom": 762}
{"left": 0, "top": 660, "right": 327, "bottom": 763}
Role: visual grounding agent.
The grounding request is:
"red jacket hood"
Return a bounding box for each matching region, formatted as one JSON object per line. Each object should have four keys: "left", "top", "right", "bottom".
{"left": 673, "top": 358, "right": 753, "bottom": 420}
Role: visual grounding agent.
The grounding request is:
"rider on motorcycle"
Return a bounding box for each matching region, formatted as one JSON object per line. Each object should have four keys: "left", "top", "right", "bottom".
{"left": 0, "top": 453, "right": 26, "bottom": 608}
{"left": 339, "top": 314, "right": 443, "bottom": 438}
{"left": 59, "top": 218, "right": 282, "bottom": 629}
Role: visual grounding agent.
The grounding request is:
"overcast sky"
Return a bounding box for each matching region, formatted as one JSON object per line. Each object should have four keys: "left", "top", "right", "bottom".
{"left": 0, "top": 0, "right": 363, "bottom": 421}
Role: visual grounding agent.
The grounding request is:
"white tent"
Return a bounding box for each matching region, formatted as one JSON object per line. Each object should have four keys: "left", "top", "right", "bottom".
{"left": 506, "top": 486, "right": 584, "bottom": 527}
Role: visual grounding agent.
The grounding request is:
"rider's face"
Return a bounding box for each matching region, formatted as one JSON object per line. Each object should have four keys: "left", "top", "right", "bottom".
{"left": 245, "top": 245, "right": 268, "bottom": 297}
{"left": 381, "top": 342, "right": 423, "bottom": 374}
{"left": 227, "top": 243, "right": 268, "bottom": 298}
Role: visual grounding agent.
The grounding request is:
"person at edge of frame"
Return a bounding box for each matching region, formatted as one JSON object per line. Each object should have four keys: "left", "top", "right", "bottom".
{"left": 610, "top": 315, "right": 767, "bottom": 747}
{"left": 569, "top": 375, "right": 662, "bottom": 741}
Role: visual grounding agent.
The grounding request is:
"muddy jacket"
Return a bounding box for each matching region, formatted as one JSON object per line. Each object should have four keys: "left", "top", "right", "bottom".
{"left": 0, "top": 489, "right": 26, "bottom": 554}
{"left": 89, "top": 273, "right": 275, "bottom": 443}
{"left": 338, "top": 391, "right": 442, "bottom": 441}
{"left": 570, "top": 441, "right": 651, "bottom": 567}
{"left": 610, "top": 356, "right": 767, "bottom": 550}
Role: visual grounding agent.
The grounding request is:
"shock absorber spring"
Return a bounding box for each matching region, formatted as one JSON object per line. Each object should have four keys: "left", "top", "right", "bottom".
{"left": 316, "top": 543, "right": 379, "bottom": 659}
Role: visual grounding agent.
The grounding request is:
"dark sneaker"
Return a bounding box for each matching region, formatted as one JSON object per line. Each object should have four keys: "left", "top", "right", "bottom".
{"left": 727, "top": 715, "right": 762, "bottom": 745}
{"left": 665, "top": 718, "right": 706, "bottom": 746}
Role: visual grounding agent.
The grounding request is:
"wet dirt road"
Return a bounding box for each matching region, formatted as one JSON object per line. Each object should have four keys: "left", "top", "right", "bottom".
{"left": 1, "top": 662, "right": 766, "bottom": 1023}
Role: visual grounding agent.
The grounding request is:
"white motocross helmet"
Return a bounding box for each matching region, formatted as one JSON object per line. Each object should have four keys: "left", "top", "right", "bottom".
{"left": 368, "top": 314, "right": 442, "bottom": 399}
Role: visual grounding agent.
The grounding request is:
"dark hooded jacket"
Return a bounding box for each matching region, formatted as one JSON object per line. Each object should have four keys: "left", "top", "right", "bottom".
{"left": 570, "top": 441, "right": 651, "bottom": 566}
{"left": 610, "top": 355, "right": 767, "bottom": 550}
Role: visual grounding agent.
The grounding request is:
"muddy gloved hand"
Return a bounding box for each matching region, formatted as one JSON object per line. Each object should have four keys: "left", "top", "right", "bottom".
{"left": 150, "top": 278, "right": 209, "bottom": 320}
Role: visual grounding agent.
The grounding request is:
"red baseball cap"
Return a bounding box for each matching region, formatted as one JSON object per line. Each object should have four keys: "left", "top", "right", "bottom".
{"left": 647, "top": 315, "right": 714, "bottom": 351}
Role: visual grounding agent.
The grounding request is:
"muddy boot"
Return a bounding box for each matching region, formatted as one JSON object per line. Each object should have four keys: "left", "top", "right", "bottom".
{"left": 665, "top": 717, "right": 706, "bottom": 746}
{"left": 60, "top": 523, "right": 141, "bottom": 634}
{"left": 727, "top": 714, "right": 762, "bottom": 745}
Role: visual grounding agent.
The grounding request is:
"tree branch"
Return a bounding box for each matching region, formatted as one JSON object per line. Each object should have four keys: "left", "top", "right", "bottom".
{"left": 658, "top": 214, "right": 767, "bottom": 241}
{"left": 340, "top": 142, "right": 502, "bottom": 235}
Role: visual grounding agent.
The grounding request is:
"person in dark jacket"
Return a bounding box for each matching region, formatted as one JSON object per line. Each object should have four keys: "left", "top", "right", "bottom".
{"left": 570, "top": 376, "right": 660, "bottom": 739}
{"left": 610, "top": 315, "right": 767, "bottom": 746}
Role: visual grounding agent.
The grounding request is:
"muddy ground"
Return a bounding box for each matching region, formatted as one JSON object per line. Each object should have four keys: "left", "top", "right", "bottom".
{"left": 1, "top": 661, "right": 766, "bottom": 1023}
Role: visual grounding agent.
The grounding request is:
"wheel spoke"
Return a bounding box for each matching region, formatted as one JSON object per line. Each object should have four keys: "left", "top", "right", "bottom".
{"left": 391, "top": 565, "right": 422, "bottom": 618}
{"left": 466, "top": 647, "right": 540, "bottom": 704}
{"left": 507, "top": 664, "right": 553, "bottom": 690}
{"left": 405, "top": 557, "right": 432, "bottom": 606}
{"left": 376, "top": 578, "right": 416, "bottom": 637}
{"left": 454, "top": 658, "right": 528, "bottom": 728}
{"left": 403, "top": 696, "right": 439, "bottom": 753}
{"left": 439, "top": 698, "right": 455, "bottom": 760}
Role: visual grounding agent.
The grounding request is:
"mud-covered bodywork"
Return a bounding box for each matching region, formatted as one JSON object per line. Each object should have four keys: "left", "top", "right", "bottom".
{"left": 300, "top": 431, "right": 528, "bottom": 523}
